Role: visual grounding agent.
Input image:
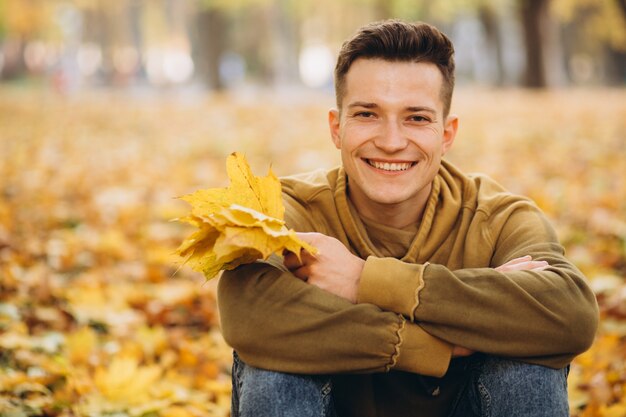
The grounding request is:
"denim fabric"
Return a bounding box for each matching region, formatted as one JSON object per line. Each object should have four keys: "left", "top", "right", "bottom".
{"left": 232, "top": 351, "right": 336, "bottom": 417}
{"left": 448, "top": 355, "right": 570, "bottom": 417}
{"left": 231, "top": 352, "right": 569, "bottom": 417}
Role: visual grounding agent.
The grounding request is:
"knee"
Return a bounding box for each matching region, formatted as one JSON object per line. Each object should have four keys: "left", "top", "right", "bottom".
{"left": 478, "top": 356, "right": 569, "bottom": 388}
{"left": 470, "top": 356, "right": 569, "bottom": 417}
{"left": 232, "top": 352, "right": 334, "bottom": 417}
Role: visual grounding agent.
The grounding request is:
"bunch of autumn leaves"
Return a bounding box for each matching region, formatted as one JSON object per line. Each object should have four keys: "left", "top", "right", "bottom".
{"left": 175, "top": 152, "right": 315, "bottom": 279}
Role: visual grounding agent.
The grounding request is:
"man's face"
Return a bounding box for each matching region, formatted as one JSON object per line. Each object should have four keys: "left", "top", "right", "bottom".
{"left": 329, "top": 58, "right": 458, "bottom": 222}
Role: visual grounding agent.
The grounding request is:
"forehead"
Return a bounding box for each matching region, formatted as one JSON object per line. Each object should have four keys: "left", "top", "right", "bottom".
{"left": 342, "top": 58, "right": 444, "bottom": 112}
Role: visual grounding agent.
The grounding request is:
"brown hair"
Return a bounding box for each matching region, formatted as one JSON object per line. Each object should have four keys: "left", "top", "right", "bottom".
{"left": 334, "top": 20, "right": 455, "bottom": 116}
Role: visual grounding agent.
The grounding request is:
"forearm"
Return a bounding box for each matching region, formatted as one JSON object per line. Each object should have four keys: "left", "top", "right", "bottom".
{"left": 358, "top": 255, "right": 598, "bottom": 367}
{"left": 418, "top": 260, "right": 598, "bottom": 366}
{"left": 217, "top": 258, "right": 452, "bottom": 376}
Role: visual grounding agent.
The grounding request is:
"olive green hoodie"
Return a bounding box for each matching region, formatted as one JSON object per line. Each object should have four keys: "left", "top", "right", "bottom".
{"left": 218, "top": 160, "right": 598, "bottom": 417}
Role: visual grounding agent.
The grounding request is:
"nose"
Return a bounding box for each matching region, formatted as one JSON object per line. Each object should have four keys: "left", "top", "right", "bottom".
{"left": 373, "top": 119, "right": 408, "bottom": 153}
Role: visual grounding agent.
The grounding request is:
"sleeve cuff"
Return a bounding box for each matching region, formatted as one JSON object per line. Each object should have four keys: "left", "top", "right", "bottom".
{"left": 393, "top": 321, "right": 452, "bottom": 377}
{"left": 357, "top": 257, "right": 426, "bottom": 320}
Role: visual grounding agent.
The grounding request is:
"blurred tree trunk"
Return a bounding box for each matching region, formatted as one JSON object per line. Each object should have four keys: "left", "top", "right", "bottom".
{"left": 519, "top": 0, "right": 550, "bottom": 88}
{"left": 195, "top": 8, "right": 227, "bottom": 90}
{"left": 0, "top": 38, "right": 27, "bottom": 80}
{"left": 128, "top": 0, "right": 145, "bottom": 80}
{"left": 479, "top": 4, "right": 505, "bottom": 86}
{"left": 94, "top": 4, "right": 115, "bottom": 84}
{"left": 269, "top": 0, "right": 300, "bottom": 87}
{"left": 605, "top": 46, "right": 626, "bottom": 85}
{"left": 608, "top": 0, "right": 626, "bottom": 84}
{"left": 617, "top": 0, "right": 626, "bottom": 17}
{"left": 233, "top": 8, "right": 272, "bottom": 84}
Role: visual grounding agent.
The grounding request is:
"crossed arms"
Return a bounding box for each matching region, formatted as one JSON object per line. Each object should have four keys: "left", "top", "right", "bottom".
{"left": 217, "top": 200, "right": 598, "bottom": 377}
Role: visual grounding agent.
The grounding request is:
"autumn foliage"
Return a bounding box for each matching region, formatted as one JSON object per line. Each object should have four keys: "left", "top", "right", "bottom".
{"left": 175, "top": 152, "right": 314, "bottom": 279}
{"left": 0, "top": 88, "right": 624, "bottom": 416}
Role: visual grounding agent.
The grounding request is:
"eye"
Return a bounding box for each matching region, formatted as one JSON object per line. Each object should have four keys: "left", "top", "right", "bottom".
{"left": 354, "top": 111, "right": 376, "bottom": 118}
{"left": 408, "top": 115, "right": 432, "bottom": 123}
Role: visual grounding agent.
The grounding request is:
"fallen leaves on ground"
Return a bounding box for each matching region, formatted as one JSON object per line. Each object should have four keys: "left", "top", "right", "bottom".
{"left": 0, "top": 87, "right": 624, "bottom": 416}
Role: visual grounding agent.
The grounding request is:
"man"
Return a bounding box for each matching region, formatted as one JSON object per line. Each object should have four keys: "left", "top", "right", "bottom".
{"left": 218, "top": 20, "right": 598, "bottom": 417}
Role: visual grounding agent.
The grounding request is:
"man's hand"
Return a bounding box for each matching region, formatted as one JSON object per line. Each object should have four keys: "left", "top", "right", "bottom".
{"left": 453, "top": 255, "right": 550, "bottom": 357}
{"left": 284, "top": 240, "right": 548, "bottom": 352}
{"left": 452, "top": 346, "right": 474, "bottom": 357}
{"left": 494, "top": 255, "right": 549, "bottom": 272}
{"left": 283, "top": 232, "right": 365, "bottom": 303}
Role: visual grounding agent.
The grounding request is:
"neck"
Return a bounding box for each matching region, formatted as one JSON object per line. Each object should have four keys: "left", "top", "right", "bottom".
{"left": 348, "top": 183, "right": 432, "bottom": 229}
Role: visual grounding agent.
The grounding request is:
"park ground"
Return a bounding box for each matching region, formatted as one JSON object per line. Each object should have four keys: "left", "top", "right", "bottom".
{"left": 0, "top": 87, "right": 625, "bottom": 416}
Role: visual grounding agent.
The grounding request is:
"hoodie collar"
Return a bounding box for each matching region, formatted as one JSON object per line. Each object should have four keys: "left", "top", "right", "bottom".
{"left": 334, "top": 160, "right": 464, "bottom": 263}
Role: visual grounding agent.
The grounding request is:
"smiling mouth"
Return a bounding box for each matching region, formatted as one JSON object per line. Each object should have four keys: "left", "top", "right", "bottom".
{"left": 365, "top": 159, "right": 416, "bottom": 172}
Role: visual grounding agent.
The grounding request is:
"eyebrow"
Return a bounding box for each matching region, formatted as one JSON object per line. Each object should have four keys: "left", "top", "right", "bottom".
{"left": 347, "top": 101, "right": 437, "bottom": 114}
{"left": 347, "top": 101, "right": 378, "bottom": 109}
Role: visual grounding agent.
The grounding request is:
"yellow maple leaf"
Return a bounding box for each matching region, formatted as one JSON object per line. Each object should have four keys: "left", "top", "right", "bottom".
{"left": 180, "top": 152, "right": 283, "bottom": 220}
{"left": 175, "top": 152, "right": 315, "bottom": 279}
{"left": 94, "top": 356, "right": 162, "bottom": 405}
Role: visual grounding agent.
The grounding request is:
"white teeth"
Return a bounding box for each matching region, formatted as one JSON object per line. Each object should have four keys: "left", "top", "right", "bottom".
{"left": 369, "top": 160, "right": 412, "bottom": 171}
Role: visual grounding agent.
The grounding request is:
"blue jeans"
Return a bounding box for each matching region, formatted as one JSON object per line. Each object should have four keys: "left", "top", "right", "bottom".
{"left": 231, "top": 352, "right": 570, "bottom": 417}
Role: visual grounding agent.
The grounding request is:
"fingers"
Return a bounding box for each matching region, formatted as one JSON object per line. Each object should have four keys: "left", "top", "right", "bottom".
{"left": 291, "top": 266, "right": 310, "bottom": 281}
{"left": 530, "top": 262, "right": 549, "bottom": 272}
{"left": 283, "top": 249, "right": 316, "bottom": 283}
{"left": 452, "top": 346, "right": 475, "bottom": 357}
{"left": 496, "top": 255, "right": 531, "bottom": 269}
{"left": 513, "top": 260, "right": 548, "bottom": 271}
{"left": 283, "top": 234, "right": 324, "bottom": 280}
{"left": 495, "top": 256, "right": 549, "bottom": 272}
{"left": 282, "top": 250, "right": 302, "bottom": 270}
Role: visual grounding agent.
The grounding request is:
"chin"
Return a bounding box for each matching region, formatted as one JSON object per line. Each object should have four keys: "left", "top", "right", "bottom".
{"left": 366, "top": 190, "right": 413, "bottom": 206}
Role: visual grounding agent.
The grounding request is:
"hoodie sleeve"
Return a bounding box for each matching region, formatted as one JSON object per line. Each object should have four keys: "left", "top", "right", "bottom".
{"left": 217, "top": 256, "right": 452, "bottom": 377}
{"left": 357, "top": 201, "right": 599, "bottom": 368}
{"left": 217, "top": 186, "right": 453, "bottom": 377}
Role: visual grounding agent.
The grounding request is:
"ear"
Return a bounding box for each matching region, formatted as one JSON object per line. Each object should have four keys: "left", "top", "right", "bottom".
{"left": 441, "top": 114, "right": 458, "bottom": 154}
{"left": 328, "top": 108, "right": 341, "bottom": 149}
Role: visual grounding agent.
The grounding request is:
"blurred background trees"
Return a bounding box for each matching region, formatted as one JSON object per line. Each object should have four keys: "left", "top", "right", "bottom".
{"left": 0, "top": 0, "right": 623, "bottom": 93}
